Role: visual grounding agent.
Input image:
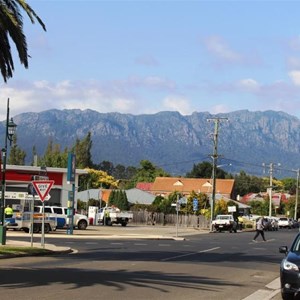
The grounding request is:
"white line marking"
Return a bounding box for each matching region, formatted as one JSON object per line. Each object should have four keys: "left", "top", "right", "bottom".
{"left": 161, "top": 247, "right": 220, "bottom": 261}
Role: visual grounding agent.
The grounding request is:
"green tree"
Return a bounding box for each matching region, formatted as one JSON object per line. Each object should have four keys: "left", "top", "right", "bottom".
{"left": 233, "top": 171, "right": 266, "bottom": 196}
{"left": 0, "top": 0, "right": 46, "bottom": 82}
{"left": 8, "top": 134, "right": 26, "bottom": 165}
{"left": 129, "top": 160, "right": 169, "bottom": 187}
{"left": 108, "top": 190, "right": 129, "bottom": 210}
{"left": 186, "top": 161, "right": 228, "bottom": 179}
{"left": 39, "top": 138, "right": 68, "bottom": 168}
{"left": 73, "top": 132, "right": 93, "bottom": 168}
{"left": 281, "top": 178, "right": 297, "bottom": 194}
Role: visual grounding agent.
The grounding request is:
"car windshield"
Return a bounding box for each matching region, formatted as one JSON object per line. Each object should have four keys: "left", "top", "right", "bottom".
{"left": 291, "top": 234, "right": 300, "bottom": 252}
{"left": 217, "top": 216, "right": 230, "bottom": 220}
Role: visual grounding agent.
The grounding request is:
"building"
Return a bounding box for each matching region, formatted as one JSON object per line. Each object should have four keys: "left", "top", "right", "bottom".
{"left": 2, "top": 165, "right": 87, "bottom": 207}
{"left": 150, "top": 177, "right": 235, "bottom": 199}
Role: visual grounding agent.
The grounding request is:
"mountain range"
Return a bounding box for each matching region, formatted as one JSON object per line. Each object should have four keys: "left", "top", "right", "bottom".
{"left": 1, "top": 109, "right": 300, "bottom": 178}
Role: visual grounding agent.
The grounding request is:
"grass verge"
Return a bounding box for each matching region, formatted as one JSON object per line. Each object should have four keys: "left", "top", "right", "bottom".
{"left": 0, "top": 246, "right": 54, "bottom": 257}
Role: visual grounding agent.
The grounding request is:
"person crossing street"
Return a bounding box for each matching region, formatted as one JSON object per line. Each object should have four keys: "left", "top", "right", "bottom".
{"left": 253, "top": 217, "right": 266, "bottom": 242}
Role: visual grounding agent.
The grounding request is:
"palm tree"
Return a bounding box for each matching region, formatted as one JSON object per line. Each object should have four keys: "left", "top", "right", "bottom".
{"left": 0, "top": 0, "right": 46, "bottom": 82}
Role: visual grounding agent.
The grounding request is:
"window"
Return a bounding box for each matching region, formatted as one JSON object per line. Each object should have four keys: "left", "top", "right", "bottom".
{"left": 53, "top": 208, "right": 63, "bottom": 215}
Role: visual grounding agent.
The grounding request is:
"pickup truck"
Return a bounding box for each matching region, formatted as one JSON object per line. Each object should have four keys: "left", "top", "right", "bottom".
{"left": 212, "top": 214, "right": 237, "bottom": 233}
{"left": 34, "top": 206, "right": 89, "bottom": 230}
{"left": 97, "top": 206, "right": 133, "bottom": 227}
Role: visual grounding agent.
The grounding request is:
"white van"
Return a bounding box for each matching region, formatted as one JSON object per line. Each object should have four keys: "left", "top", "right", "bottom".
{"left": 34, "top": 206, "right": 88, "bottom": 230}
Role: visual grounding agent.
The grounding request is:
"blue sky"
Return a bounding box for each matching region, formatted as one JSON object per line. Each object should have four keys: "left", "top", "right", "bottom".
{"left": 1, "top": 0, "right": 300, "bottom": 121}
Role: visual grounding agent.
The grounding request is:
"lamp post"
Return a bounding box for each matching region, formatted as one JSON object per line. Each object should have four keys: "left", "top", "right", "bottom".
{"left": 0, "top": 98, "right": 17, "bottom": 245}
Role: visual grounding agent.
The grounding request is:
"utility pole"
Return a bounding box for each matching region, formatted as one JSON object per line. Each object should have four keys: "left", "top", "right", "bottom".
{"left": 207, "top": 117, "right": 228, "bottom": 231}
{"left": 293, "top": 169, "right": 299, "bottom": 220}
{"left": 268, "top": 163, "right": 273, "bottom": 218}
{"left": 264, "top": 162, "right": 280, "bottom": 217}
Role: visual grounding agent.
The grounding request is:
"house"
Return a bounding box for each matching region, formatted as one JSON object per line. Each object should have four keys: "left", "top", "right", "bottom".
{"left": 136, "top": 182, "right": 153, "bottom": 192}
{"left": 150, "top": 177, "right": 235, "bottom": 199}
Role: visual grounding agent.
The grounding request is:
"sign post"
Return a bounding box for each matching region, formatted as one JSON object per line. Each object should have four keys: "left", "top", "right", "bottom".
{"left": 67, "top": 153, "right": 76, "bottom": 235}
{"left": 32, "top": 180, "right": 54, "bottom": 248}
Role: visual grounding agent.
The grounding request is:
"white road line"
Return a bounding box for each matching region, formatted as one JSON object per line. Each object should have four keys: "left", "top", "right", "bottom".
{"left": 161, "top": 247, "right": 220, "bottom": 261}
{"left": 110, "top": 242, "right": 123, "bottom": 245}
{"left": 134, "top": 243, "right": 147, "bottom": 246}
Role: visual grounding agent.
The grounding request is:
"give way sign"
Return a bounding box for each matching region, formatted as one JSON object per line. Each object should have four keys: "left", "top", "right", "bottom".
{"left": 32, "top": 180, "right": 54, "bottom": 202}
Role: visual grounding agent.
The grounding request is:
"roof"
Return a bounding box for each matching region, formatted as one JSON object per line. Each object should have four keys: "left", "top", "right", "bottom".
{"left": 136, "top": 182, "right": 154, "bottom": 191}
{"left": 76, "top": 189, "right": 102, "bottom": 202}
{"left": 125, "top": 188, "right": 155, "bottom": 205}
{"left": 150, "top": 177, "right": 235, "bottom": 195}
{"left": 6, "top": 164, "right": 88, "bottom": 174}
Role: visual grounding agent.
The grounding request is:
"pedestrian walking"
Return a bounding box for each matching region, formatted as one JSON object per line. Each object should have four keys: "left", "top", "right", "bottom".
{"left": 253, "top": 217, "right": 266, "bottom": 242}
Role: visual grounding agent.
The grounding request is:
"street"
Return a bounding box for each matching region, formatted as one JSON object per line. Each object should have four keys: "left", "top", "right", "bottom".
{"left": 0, "top": 226, "right": 298, "bottom": 300}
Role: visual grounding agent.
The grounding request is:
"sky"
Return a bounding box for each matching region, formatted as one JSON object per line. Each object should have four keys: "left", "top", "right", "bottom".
{"left": 1, "top": 0, "right": 300, "bottom": 121}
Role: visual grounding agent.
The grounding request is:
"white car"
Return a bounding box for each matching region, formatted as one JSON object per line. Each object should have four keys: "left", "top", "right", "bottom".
{"left": 34, "top": 206, "right": 88, "bottom": 230}
{"left": 278, "top": 217, "right": 292, "bottom": 229}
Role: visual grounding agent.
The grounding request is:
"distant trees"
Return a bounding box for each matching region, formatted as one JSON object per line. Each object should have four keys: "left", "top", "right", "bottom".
{"left": 186, "top": 161, "right": 229, "bottom": 179}
{"left": 128, "top": 160, "right": 169, "bottom": 188}
{"left": 8, "top": 134, "right": 26, "bottom": 165}
{"left": 108, "top": 190, "right": 129, "bottom": 211}
{"left": 0, "top": 0, "right": 46, "bottom": 82}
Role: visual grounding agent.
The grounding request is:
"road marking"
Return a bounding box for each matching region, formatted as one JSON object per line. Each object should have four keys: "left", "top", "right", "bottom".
{"left": 110, "top": 242, "right": 123, "bottom": 245}
{"left": 158, "top": 244, "right": 171, "bottom": 247}
{"left": 161, "top": 247, "right": 220, "bottom": 261}
{"left": 134, "top": 243, "right": 147, "bottom": 246}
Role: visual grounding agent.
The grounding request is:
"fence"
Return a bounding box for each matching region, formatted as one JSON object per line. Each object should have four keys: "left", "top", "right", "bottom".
{"left": 131, "top": 210, "right": 210, "bottom": 229}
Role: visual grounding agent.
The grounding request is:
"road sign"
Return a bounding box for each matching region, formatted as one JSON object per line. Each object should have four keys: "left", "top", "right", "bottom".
{"left": 32, "top": 180, "right": 54, "bottom": 202}
{"left": 193, "top": 198, "right": 198, "bottom": 211}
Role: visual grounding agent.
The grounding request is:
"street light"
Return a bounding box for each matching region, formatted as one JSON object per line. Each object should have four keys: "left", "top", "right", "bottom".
{"left": 0, "top": 98, "right": 17, "bottom": 245}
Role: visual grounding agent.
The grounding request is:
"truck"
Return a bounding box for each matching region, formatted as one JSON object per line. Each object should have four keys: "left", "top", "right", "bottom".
{"left": 97, "top": 206, "right": 133, "bottom": 227}
{"left": 212, "top": 214, "right": 237, "bottom": 233}
{"left": 34, "top": 206, "right": 89, "bottom": 230}
{"left": 6, "top": 212, "right": 57, "bottom": 233}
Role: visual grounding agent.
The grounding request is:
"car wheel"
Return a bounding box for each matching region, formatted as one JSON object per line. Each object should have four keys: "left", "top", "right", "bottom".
{"left": 77, "top": 220, "right": 87, "bottom": 230}
{"left": 281, "top": 290, "right": 294, "bottom": 300}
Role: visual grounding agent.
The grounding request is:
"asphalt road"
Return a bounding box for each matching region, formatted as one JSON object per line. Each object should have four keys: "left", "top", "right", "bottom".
{"left": 1, "top": 226, "right": 298, "bottom": 300}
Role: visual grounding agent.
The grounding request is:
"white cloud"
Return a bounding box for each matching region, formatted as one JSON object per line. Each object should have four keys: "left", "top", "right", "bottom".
{"left": 162, "top": 96, "right": 192, "bottom": 115}
{"left": 286, "top": 57, "right": 300, "bottom": 69}
{"left": 204, "top": 35, "right": 242, "bottom": 63}
{"left": 236, "top": 78, "right": 260, "bottom": 92}
{"left": 288, "top": 71, "right": 300, "bottom": 86}
{"left": 211, "top": 104, "right": 231, "bottom": 114}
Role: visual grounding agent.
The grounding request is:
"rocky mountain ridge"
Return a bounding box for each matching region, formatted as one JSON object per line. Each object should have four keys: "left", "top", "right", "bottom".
{"left": 1, "top": 109, "right": 300, "bottom": 177}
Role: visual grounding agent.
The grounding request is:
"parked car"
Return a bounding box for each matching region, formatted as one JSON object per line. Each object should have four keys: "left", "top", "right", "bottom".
{"left": 34, "top": 206, "right": 89, "bottom": 230}
{"left": 262, "top": 217, "right": 278, "bottom": 231}
{"left": 278, "top": 217, "right": 293, "bottom": 229}
{"left": 279, "top": 232, "right": 300, "bottom": 299}
{"left": 290, "top": 218, "right": 299, "bottom": 228}
{"left": 261, "top": 217, "right": 271, "bottom": 231}
{"left": 211, "top": 215, "right": 237, "bottom": 233}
